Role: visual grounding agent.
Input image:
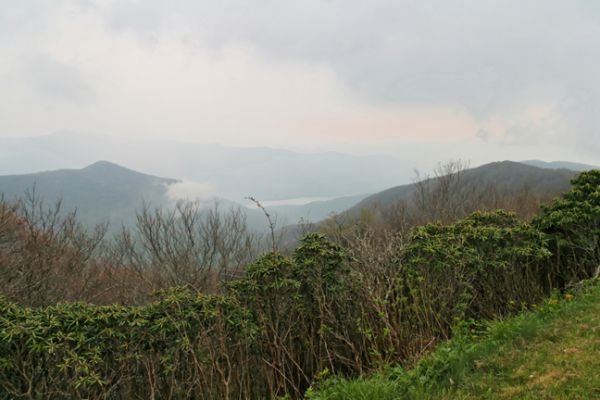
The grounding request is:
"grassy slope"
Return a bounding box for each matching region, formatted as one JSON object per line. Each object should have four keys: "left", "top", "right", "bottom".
{"left": 307, "top": 279, "right": 600, "bottom": 400}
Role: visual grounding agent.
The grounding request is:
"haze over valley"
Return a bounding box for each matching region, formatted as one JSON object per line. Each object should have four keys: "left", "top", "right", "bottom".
{"left": 0, "top": 150, "right": 595, "bottom": 233}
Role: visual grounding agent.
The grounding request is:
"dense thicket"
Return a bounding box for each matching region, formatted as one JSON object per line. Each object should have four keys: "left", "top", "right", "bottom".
{"left": 533, "top": 170, "right": 600, "bottom": 286}
{"left": 0, "top": 170, "right": 598, "bottom": 399}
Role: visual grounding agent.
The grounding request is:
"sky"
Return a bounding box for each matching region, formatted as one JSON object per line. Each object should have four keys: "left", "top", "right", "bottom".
{"left": 1, "top": 0, "right": 599, "bottom": 165}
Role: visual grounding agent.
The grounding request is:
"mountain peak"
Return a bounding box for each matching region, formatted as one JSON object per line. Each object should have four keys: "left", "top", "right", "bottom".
{"left": 83, "top": 160, "right": 129, "bottom": 171}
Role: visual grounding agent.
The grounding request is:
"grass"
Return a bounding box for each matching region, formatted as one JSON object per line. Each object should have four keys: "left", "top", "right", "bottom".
{"left": 306, "top": 279, "right": 600, "bottom": 399}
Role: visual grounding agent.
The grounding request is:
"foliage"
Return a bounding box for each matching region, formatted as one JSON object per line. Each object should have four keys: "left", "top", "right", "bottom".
{"left": 0, "top": 289, "right": 256, "bottom": 399}
{"left": 306, "top": 279, "right": 600, "bottom": 400}
{"left": 227, "top": 234, "right": 362, "bottom": 398}
{"left": 0, "top": 234, "right": 362, "bottom": 399}
{"left": 1, "top": 170, "right": 599, "bottom": 399}
{"left": 402, "top": 210, "right": 551, "bottom": 331}
{"left": 533, "top": 170, "right": 600, "bottom": 286}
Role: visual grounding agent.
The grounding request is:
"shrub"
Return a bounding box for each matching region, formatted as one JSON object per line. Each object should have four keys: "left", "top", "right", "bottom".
{"left": 533, "top": 170, "right": 600, "bottom": 286}
{"left": 0, "top": 290, "right": 256, "bottom": 399}
{"left": 227, "top": 234, "right": 363, "bottom": 398}
{"left": 399, "top": 210, "right": 551, "bottom": 339}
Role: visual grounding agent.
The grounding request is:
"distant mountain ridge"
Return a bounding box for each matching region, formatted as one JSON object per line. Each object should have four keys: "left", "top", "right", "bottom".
{"left": 0, "top": 159, "right": 593, "bottom": 234}
{"left": 0, "top": 161, "right": 177, "bottom": 228}
{"left": 520, "top": 160, "right": 599, "bottom": 172}
{"left": 0, "top": 161, "right": 371, "bottom": 231}
{"left": 342, "top": 161, "right": 578, "bottom": 220}
{"left": 0, "top": 133, "right": 418, "bottom": 200}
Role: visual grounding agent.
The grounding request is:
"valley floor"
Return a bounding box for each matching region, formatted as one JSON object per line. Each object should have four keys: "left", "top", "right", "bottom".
{"left": 307, "top": 279, "right": 600, "bottom": 400}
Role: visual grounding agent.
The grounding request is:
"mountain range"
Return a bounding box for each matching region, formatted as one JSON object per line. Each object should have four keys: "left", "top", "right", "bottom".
{"left": 0, "top": 133, "right": 418, "bottom": 201}
{"left": 0, "top": 161, "right": 369, "bottom": 231}
{"left": 0, "top": 157, "right": 595, "bottom": 234}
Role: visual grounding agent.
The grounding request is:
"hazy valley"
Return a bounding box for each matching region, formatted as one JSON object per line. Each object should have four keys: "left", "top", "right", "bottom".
{"left": 1, "top": 137, "right": 595, "bottom": 235}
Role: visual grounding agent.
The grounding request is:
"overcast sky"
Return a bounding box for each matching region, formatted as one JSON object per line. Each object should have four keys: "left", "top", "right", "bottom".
{"left": 1, "top": 0, "right": 599, "bottom": 165}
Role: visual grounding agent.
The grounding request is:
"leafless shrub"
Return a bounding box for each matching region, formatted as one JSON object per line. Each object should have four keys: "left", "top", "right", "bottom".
{"left": 111, "top": 200, "right": 260, "bottom": 298}
{"left": 0, "top": 189, "right": 107, "bottom": 306}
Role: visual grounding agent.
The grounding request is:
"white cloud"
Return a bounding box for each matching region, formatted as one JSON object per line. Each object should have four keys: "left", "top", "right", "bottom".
{"left": 166, "top": 180, "right": 216, "bottom": 202}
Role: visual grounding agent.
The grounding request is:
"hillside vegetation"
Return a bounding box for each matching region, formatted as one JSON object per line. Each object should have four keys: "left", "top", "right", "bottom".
{"left": 307, "top": 279, "right": 600, "bottom": 400}
{"left": 0, "top": 169, "right": 598, "bottom": 399}
{"left": 283, "top": 161, "right": 576, "bottom": 249}
{"left": 344, "top": 161, "right": 575, "bottom": 223}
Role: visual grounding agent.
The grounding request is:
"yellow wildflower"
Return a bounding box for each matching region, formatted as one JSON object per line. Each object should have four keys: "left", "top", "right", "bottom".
{"left": 564, "top": 293, "right": 574, "bottom": 301}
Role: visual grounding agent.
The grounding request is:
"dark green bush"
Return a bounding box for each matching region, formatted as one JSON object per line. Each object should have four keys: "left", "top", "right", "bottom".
{"left": 533, "top": 170, "right": 600, "bottom": 287}
{"left": 401, "top": 210, "right": 551, "bottom": 336}
{"left": 227, "top": 234, "right": 363, "bottom": 398}
{"left": 0, "top": 290, "right": 256, "bottom": 399}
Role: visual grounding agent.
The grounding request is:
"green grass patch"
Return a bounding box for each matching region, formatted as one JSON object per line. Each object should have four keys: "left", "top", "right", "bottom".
{"left": 307, "top": 279, "right": 600, "bottom": 399}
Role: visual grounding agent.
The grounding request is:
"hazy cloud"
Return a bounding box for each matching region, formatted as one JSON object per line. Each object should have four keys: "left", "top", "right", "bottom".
{"left": 0, "top": 0, "right": 599, "bottom": 163}
{"left": 476, "top": 128, "right": 489, "bottom": 142}
{"left": 22, "top": 54, "right": 96, "bottom": 104}
{"left": 166, "top": 180, "right": 216, "bottom": 203}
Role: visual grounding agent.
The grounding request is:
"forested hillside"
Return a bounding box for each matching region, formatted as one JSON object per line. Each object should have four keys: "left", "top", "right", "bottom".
{"left": 345, "top": 161, "right": 576, "bottom": 221}
{"left": 0, "top": 161, "right": 176, "bottom": 228}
